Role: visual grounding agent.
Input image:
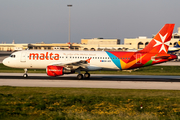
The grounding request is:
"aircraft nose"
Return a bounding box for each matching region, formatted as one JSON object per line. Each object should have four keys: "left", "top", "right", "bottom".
{"left": 2, "top": 58, "right": 9, "bottom": 66}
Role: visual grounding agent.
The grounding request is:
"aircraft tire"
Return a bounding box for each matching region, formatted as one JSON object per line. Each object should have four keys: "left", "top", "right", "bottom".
{"left": 77, "top": 74, "right": 83, "bottom": 80}
{"left": 84, "top": 73, "right": 90, "bottom": 79}
{"left": 23, "top": 74, "right": 28, "bottom": 78}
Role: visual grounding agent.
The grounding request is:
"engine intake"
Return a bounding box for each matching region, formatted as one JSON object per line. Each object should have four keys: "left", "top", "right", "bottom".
{"left": 46, "top": 66, "right": 74, "bottom": 77}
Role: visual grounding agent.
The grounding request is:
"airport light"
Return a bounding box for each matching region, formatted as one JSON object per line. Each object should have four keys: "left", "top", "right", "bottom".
{"left": 67, "top": 5, "right": 73, "bottom": 44}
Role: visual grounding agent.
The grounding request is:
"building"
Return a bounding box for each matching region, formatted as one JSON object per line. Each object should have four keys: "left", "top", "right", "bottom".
{"left": 124, "top": 27, "right": 180, "bottom": 50}
{"left": 0, "top": 41, "right": 28, "bottom": 51}
{"left": 0, "top": 38, "right": 131, "bottom": 51}
{"left": 124, "top": 36, "right": 178, "bottom": 50}
{"left": 28, "top": 42, "right": 81, "bottom": 50}
{"left": 1, "top": 27, "right": 180, "bottom": 51}
{"left": 80, "top": 38, "right": 131, "bottom": 51}
{"left": 0, "top": 42, "right": 81, "bottom": 51}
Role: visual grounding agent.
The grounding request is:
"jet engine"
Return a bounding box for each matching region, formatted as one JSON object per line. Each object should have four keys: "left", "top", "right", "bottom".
{"left": 46, "top": 65, "right": 75, "bottom": 77}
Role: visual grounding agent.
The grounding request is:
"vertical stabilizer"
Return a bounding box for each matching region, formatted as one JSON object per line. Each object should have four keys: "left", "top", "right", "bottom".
{"left": 139, "top": 24, "right": 175, "bottom": 54}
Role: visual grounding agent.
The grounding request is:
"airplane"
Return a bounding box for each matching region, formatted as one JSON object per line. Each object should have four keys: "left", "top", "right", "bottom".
{"left": 168, "top": 47, "right": 179, "bottom": 53}
{"left": 174, "top": 39, "right": 180, "bottom": 48}
{"left": 2, "top": 24, "right": 177, "bottom": 79}
{"left": 166, "top": 39, "right": 180, "bottom": 54}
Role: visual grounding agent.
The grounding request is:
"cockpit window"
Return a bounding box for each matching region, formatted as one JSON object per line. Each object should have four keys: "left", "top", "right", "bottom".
{"left": 10, "top": 55, "right": 16, "bottom": 58}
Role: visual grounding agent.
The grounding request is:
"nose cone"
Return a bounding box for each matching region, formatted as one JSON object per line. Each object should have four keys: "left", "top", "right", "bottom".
{"left": 3, "top": 57, "right": 17, "bottom": 68}
{"left": 2, "top": 58, "right": 9, "bottom": 66}
{"left": 2, "top": 58, "right": 13, "bottom": 67}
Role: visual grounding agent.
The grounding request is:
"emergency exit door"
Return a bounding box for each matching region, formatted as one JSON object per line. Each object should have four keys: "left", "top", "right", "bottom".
{"left": 136, "top": 53, "right": 142, "bottom": 64}
{"left": 20, "top": 52, "right": 26, "bottom": 62}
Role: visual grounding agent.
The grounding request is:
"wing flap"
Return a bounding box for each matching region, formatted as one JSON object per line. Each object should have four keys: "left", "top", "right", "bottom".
{"left": 48, "top": 59, "right": 90, "bottom": 70}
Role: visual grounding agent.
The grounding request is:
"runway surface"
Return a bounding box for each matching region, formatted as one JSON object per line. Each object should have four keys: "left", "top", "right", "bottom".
{"left": 0, "top": 73, "right": 180, "bottom": 90}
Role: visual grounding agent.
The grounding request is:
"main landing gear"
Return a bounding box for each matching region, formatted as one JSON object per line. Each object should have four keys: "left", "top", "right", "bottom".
{"left": 77, "top": 74, "right": 83, "bottom": 80}
{"left": 77, "top": 71, "right": 90, "bottom": 80}
{"left": 23, "top": 68, "right": 28, "bottom": 78}
{"left": 84, "top": 72, "right": 90, "bottom": 78}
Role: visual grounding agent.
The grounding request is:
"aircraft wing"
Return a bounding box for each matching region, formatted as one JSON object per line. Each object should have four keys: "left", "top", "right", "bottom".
{"left": 48, "top": 58, "right": 91, "bottom": 70}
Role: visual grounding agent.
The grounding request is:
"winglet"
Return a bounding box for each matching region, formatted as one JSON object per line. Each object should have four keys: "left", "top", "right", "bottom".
{"left": 139, "top": 24, "right": 175, "bottom": 54}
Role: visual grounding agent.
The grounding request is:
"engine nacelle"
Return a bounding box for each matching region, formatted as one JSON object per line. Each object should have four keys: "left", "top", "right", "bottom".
{"left": 46, "top": 66, "right": 74, "bottom": 77}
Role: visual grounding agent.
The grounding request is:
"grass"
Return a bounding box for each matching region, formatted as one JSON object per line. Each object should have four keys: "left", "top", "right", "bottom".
{"left": 1, "top": 63, "right": 180, "bottom": 75}
{"left": 1, "top": 63, "right": 180, "bottom": 119}
{"left": 0, "top": 86, "right": 180, "bottom": 120}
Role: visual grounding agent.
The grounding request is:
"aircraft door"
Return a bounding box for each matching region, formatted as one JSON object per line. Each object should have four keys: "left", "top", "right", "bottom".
{"left": 136, "top": 53, "right": 142, "bottom": 64}
{"left": 20, "top": 52, "right": 26, "bottom": 62}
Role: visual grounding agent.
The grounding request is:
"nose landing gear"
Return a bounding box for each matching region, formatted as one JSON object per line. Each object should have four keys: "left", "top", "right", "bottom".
{"left": 23, "top": 68, "right": 28, "bottom": 78}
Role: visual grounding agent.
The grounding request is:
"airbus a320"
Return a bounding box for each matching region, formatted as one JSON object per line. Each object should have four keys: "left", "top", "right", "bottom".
{"left": 3, "top": 24, "right": 177, "bottom": 79}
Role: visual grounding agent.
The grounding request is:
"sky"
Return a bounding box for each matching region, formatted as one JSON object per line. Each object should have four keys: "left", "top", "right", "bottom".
{"left": 0, "top": 0, "right": 180, "bottom": 44}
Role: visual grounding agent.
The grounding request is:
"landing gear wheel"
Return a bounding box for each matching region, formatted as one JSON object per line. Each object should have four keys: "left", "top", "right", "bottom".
{"left": 23, "top": 68, "right": 28, "bottom": 78}
{"left": 77, "top": 74, "right": 83, "bottom": 80}
{"left": 23, "top": 74, "right": 28, "bottom": 78}
{"left": 84, "top": 73, "right": 90, "bottom": 79}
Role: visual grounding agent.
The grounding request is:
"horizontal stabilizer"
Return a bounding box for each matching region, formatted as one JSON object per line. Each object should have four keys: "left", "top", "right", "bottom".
{"left": 152, "top": 56, "right": 170, "bottom": 59}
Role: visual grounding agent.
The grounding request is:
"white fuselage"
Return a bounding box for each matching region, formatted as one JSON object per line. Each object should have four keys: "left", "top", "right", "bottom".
{"left": 3, "top": 50, "right": 120, "bottom": 71}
